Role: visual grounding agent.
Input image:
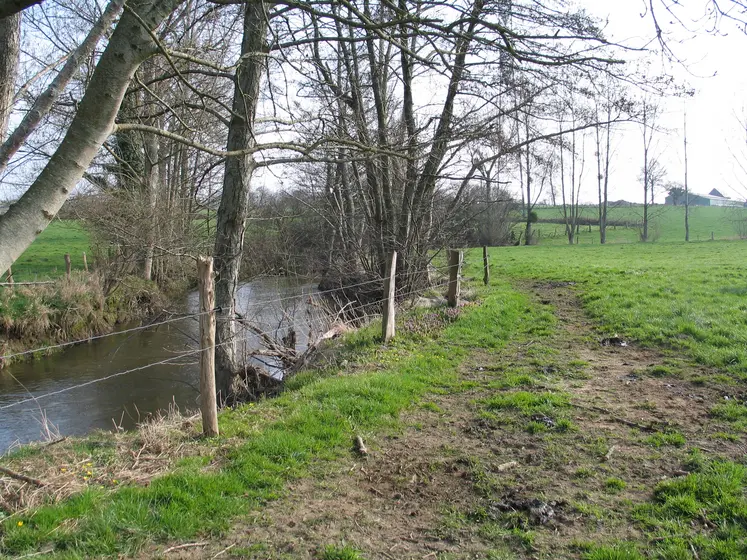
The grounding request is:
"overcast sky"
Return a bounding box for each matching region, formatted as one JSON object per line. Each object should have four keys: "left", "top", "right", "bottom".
{"left": 567, "top": 0, "right": 747, "bottom": 204}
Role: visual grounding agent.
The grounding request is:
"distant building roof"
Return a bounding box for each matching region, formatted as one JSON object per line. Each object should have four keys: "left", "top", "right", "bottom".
{"left": 694, "top": 193, "right": 734, "bottom": 201}
{"left": 709, "top": 188, "right": 728, "bottom": 198}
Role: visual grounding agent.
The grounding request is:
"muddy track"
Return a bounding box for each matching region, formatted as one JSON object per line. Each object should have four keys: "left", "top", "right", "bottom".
{"left": 158, "top": 283, "right": 745, "bottom": 560}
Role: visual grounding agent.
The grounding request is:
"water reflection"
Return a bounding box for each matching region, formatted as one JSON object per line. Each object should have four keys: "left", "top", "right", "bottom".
{"left": 0, "top": 277, "right": 318, "bottom": 453}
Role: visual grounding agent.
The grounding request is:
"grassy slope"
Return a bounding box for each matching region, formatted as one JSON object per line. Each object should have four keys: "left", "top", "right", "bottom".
{"left": 530, "top": 205, "right": 747, "bottom": 245}
{"left": 0, "top": 284, "right": 535, "bottom": 557}
{"left": 1, "top": 221, "right": 91, "bottom": 282}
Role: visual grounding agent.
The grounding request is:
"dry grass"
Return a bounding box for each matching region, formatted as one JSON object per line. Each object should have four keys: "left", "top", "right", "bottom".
{"left": 0, "top": 402, "right": 203, "bottom": 519}
{"left": 0, "top": 272, "right": 165, "bottom": 367}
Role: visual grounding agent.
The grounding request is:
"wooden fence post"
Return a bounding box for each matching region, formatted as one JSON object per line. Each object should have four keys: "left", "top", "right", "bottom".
{"left": 197, "top": 256, "right": 219, "bottom": 437}
{"left": 82, "top": 252, "right": 88, "bottom": 273}
{"left": 447, "top": 249, "right": 463, "bottom": 308}
{"left": 64, "top": 253, "right": 71, "bottom": 280}
{"left": 482, "top": 246, "right": 490, "bottom": 286}
{"left": 6, "top": 266, "right": 12, "bottom": 285}
{"left": 382, "top": 251, "right": 397, "bottom": 342}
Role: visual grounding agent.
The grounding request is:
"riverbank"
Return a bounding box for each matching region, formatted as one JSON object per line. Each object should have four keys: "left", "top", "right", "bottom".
{"left": 1, "top": 241, "right": 746, "bottom": 558}
{"left": 0, "top": 273, "right": 168, "bottom": 368}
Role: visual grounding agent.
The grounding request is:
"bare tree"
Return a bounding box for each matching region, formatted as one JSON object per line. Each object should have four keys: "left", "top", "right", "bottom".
{"left": 558, "top": 111, "right": 586, "bottom": 245}
{"left": 213, "top": 0, "right": 268, "bottom": 398}
{"left": 684, "top": 110, "right": 690, "bottom": 241}
{"left": 0, "top": 0, "right": 124, "bottom": 176}
{"left": 0, "top": 0, "right": 187, "bottom": 273}
{"left": 594, "top": 88, "right": 614, "bottom": 244}
{"left": 640, "top": 99, "right": 661, "bottom": 242}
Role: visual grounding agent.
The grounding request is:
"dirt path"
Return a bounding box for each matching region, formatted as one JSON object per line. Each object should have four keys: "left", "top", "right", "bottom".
{"left": 160, "top": 283, "right": 745, "bottom": 560}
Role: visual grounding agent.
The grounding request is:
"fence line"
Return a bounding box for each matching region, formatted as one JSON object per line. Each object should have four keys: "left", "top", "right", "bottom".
{"left": 0, "top": 310, "right": 218, "bottom": 362}
{"left": 0, "top": 248, "right": 467, "bottom": 419}
{"left": 0, "top": 265, "right": 457, "bottom": 363}
{"left": 0, "top": 276, "right": 453, "bottom": 413}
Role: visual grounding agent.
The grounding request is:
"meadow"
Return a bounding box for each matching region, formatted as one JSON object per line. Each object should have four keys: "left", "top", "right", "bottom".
{"left": 0, "top": 221, "right": 90, "bottom": 282}
{"left": 488, "top": 240, "right": 747, "bottom": 381}
{"left": 529, "top": 204, "right": 747, "bottom": 245}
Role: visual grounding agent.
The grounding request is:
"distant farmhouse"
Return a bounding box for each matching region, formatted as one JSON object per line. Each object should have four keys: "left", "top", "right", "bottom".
{"left": 664, "top": 188, "right": 744, "bottom": 208}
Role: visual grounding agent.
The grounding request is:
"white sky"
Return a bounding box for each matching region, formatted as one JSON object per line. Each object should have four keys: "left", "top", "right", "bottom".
{"left": 566, "top": 0, "right": 747, "bottom": 204}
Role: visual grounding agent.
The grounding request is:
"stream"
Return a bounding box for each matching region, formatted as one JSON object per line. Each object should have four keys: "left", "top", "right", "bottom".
{"left": 0, "top": 277, "right": 319, "bottom": 454}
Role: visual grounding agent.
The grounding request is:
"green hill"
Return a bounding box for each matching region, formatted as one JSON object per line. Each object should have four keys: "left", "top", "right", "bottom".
{"left": 527, "top": 205, "right": 747, "bottom": 245}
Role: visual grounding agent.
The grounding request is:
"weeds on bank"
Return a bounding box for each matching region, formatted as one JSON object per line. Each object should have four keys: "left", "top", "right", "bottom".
{"left": 0, "top": 273, "right": 165, "bottom": 366}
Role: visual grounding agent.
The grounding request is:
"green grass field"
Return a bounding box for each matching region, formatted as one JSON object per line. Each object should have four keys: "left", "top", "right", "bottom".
{"left": 489, "top": 240, "right": 747, "bottom": 380}
{"left": 529, "top": 205, "right": 747, "bottom": 245}
{"left": 1, "top": 221, "right": 91, "bottom": 282}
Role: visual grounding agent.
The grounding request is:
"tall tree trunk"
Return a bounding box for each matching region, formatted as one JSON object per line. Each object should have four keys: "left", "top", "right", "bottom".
{"left": 0, "top": 0, "right": 42, "bottom": 19}
{"left": 600, "top": 104, "right": 611, "bottom": 244}
{"left": 0, "top": 0, "right": 185, "bottom": 274}
{"left": 142, "top": 131, "right": 158, "bottom": 280}
{"left": 524, "top": 127, "right": 532, "bottom": 246}
{"left": 0, "top": 11, "right": 20, "bottom": 140}
{"left": 0, "top": 0, "right": 123, "bottom": 175}
{"left": 213, "top": 0, "right": 267, "bottom": 400}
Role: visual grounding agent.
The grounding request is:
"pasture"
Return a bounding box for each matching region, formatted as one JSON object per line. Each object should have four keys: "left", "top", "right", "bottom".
{"left": 529, "top": 204, "right": 747, "bottom": 245}
{"left": 2, "top": 221, "right": 747, "bottom": 559}
{"left": 0, "top": 221, "right": 90, "bottom": 282}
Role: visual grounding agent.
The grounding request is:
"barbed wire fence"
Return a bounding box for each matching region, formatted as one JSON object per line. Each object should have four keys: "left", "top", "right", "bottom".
{"left": 0, "top": 248, "right": 477, "bottom": 438}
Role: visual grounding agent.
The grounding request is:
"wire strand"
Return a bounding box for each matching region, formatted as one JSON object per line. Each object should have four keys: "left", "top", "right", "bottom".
{"left": 0, "top": 265, "right": 457, "bottom": 362}
{"left": 0, "top": 310, "right": 217, "bottom": 362}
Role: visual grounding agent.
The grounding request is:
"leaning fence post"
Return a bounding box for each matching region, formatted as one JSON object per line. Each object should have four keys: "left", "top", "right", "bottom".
{"left": 6, "top": 266, "right": 13, "bottom": 286}
{"left": 197, "top": 256, "right": 219, "bottom": 437}
{"left": 447, "top": 249, "right": 463, "bottom": 308}
{"left": 482, "top": 246, "right": 490, "bottom": 286}
{"left": 82, "top": 252, "right": 88, "bottom": 273}
{"left": 382, "top": 251, "right": 397, "bottom": 342}
{"left": 64, "top": 253, "right": 71, "bottom": 280}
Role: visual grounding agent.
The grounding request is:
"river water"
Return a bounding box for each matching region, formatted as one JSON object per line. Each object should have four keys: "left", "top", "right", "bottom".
{"left": 0, "top": 277, "right": 319, "bottom": 454}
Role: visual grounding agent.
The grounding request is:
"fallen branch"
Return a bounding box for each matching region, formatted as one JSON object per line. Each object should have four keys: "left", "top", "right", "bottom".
{"left": 287, "top": 323, "right": 352, "bottom": 375}
{"left": 162, "top": 542, "right": 208, "bottom": 554}
{"left": 0, "top": 281, "right": 55, "bottom": 286}
{"left": 212, "top": 543, "right": 236, "bottom": 559}
{"left": 0, "top": 466, "right": 47, "bottom": 487}
{"left": 43, "top": 436, "right": 68, "bottom": 447}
